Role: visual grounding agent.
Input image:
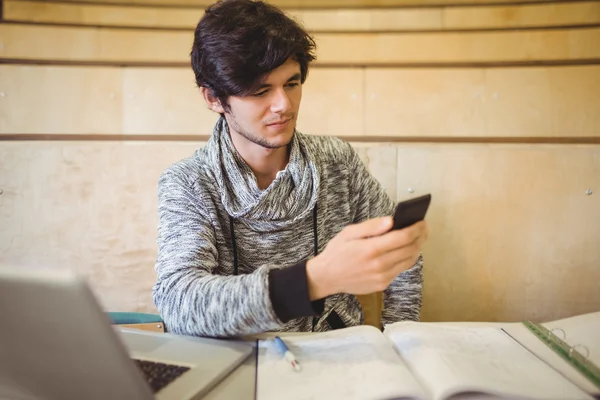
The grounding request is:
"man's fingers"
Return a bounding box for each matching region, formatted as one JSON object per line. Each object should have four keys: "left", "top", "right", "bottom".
{"left": 368, "top": 220, "right": 427, "bottom": 254}
{"left": 377, "top": 244, "right": 420, "bottom": 271}
{"left": 339, "top": 216, "right": 393, "bottom": 241}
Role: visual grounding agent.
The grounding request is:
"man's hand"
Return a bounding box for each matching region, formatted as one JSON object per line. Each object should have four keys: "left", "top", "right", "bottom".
{"left": 306, "top": 217, "right": 428, "bottom": 300}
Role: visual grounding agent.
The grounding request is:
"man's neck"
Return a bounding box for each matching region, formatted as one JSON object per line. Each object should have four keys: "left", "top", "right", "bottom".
{"left": 229, "top": 133, "right": 290, "bottom": 190}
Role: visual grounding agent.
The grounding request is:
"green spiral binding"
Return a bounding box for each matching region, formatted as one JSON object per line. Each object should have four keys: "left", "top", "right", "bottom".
{"left": 523, "top": 320, "right": 600, "bottom": 390}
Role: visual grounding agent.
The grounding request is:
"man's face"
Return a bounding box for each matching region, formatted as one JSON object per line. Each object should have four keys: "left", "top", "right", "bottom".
{"left": 223, "top": 58, "right": 303, "bottom": 149}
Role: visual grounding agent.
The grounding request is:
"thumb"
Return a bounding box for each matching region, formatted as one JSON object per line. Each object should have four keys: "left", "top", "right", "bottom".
{"left": 340, "top": 216, "right": 393, "bottom": 241}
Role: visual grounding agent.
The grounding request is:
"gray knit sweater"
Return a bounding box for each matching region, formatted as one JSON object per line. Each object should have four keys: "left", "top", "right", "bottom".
{"left": 153, "top": 118, "right": 423, "bottom": 338}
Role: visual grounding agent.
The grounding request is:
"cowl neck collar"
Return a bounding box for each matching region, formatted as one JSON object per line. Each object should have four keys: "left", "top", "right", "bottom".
{"left": 200, "top": 117, "right": 320, "bottom": 233}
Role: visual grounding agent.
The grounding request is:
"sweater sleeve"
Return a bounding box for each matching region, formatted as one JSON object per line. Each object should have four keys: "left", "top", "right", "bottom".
{"left": 346, "top": 144, "right": 424, "bottom": 326}
{"left": 152, "top": 170, "right": 319, "bottom": 338}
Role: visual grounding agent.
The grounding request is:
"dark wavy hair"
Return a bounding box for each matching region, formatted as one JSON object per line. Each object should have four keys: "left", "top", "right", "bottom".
{"left": 191, "top": 0, "right": 317, "bottom": 112}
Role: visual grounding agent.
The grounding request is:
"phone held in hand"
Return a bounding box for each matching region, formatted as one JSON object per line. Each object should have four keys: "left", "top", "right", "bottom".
{"left": 392, "top": 194, "right": 432, "bottom": 230}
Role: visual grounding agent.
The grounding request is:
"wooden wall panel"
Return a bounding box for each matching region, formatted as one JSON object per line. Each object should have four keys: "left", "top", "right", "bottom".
{"left": 2, "top": 1, "right": 441, "bottom": 31}
{"left": 122, "top": 68, "right": 215, "bottom": 134}
{"left": 314, "top": 29, "right": 600, "bottom": 64}
{"left": 3, "top": 65, "right": 598, "bottom": 137}
{"left": 3, "top": 0, "right": 202, "bottom": 29}
{"left": 365, "top": 65, "right": 600, "bottom": 137}
{"left": 2, "top": 23, "right": 598, "bottom": 64}
{"left": 121, "top": 68, "right": 366, "bottom": 135}
{"left": 298, "top": 68, "right": 364, "bottom": 136}
{"left": 38, "top": 0, "right": 563, "bottom": 8}
{"left": 7, "top": 1, "right": 597, "bottom": 31}
{"left": 0, "top": 65, "right": 365, "bottom": 136}
{"left": 0, "top": 65, "right": 123, "bottom": 134}
{"left": 0, "top": 24, "right": 192, "bottom": 63}
{"left": 359, "top": 8, "right": 441, "bottom": 31}
{"left": 0, "top": 141, "right": 201, "bottom": 313}
{"left": 365, "top": 68, "right": 487, "bottom": 136}
{"left": 1, "top": 142, "right": 597, "bottom": 323}
{"left": 484, "top": 67, "right": 600, "bottom": 137}
{"left": 354, "top": 143, "right": 398, "bottom": 199}
{"left": 0, "top": 24, "right": 101, "bottom": 61}
{"left": 394, "top": 144, "right": 600, "bottom": 322}
{"left": 443, "top": 1, "right": 600, "bottom": 29}
{"left": 123, "top": 67, "right": 365, "bottom": 136}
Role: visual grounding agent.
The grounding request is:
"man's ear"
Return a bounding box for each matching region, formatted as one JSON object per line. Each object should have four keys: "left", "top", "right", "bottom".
{"left": 201, "top": 87, "right": 225, "bottom": 114}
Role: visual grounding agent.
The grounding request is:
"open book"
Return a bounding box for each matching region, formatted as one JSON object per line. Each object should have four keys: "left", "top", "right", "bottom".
{"left": 256, "top": 311, "right": 600, "bottom": 400}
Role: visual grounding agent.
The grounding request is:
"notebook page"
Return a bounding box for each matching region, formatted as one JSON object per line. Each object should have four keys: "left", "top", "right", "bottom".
{"left": 543, "top": 311, "right": 600, "bottom": 367}
{"left": 256, "top": 325, "right": 427, "bottom": 400}
{"left": 502, "top": 322, "right": 599, "bottom": 396}
{"left": 502, "top": 311, "right": 600, "bottom": 396}
{"left": 384, "top": 323, "right": 592, "bottom": 400}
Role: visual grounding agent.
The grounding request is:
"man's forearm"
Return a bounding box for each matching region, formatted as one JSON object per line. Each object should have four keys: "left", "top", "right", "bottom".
{"left": 153, "top": 265, "right": 282, "bottom": 338}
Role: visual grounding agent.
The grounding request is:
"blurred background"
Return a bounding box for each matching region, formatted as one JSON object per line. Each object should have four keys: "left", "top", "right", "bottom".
{"left": 0, "top": 0, "right": 598, "bottom": 323}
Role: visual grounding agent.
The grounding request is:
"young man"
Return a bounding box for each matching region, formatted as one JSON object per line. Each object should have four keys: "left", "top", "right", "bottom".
{"left": 153, "top": 0, "right": 428, "bottom": 338}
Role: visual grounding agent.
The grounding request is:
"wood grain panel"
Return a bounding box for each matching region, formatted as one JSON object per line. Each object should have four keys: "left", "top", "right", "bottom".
{"left": 0, "top": 141, "right": 201, "bottom": 313}
{"left": 5, "top": 0, "right": 598, "bottom": 31}
{"left": 1, "top": 23, "right": 598, "bottom": 65}
{"left": 3, "top": 0, "right": 202, "bottom": 29}
{"left": 115, "top": 322, "right": 165, "bottom": 332}
{"left": 0, "top": 65, "right": 364, "bottom": 136}
{"left": 0, "top": 24, "right": 191, "bottom": 63}
{"left": 443, "top": 1, "right": 600, "bottom": 29}
{"left": 484, "top": 66, "right": 600, "bottom": 136}
{"left": 122, "top": 68, "right": 216, "bottom": 134}
{"left": 123, "top": 67, "right": 365, "bottom": 135}
{"left": 394, "top": 144, "right": 600, "bottom": 322}
{"left": 354, "top": 143, "right": 398, "bottom": 200}
{"left": 0, "top": 65, "right": 123, "bottom": 134}
{"left": 314, "top": 29, "right": 600, "bottom": 64}
{"left": 356, "top": 292, "right": 384, "bottom": 328}
{"left": 3, "top": 134, "right": 599, "bottom": 144}
{"left": 34, "top": 0, "right": 565, "bottom": 8}
{"left": 3, "top": 0, "right": 441, "bottom": 31}
{"left": 366, "top": 68, "right": 487, "bottom": 137}
{"left": 365, "top": 65, "right": 600, "bottom": 137}
{"left": 4, "top": 65, "right": 598, "bottom": 137}
{"left": 298, "top": 68, "right": 364, "bottom": 136}
{"left": 291, "top": 8, "right": 444, "bottom": 31}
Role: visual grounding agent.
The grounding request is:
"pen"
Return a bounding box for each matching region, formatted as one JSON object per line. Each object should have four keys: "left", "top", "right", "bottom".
{"left": 273, "top": 336, "right": 301, "bottom": 372}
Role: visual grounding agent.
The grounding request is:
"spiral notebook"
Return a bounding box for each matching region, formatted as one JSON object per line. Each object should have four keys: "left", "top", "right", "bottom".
{"left": 256, "top": 311, "right": 600, "bottom": 400}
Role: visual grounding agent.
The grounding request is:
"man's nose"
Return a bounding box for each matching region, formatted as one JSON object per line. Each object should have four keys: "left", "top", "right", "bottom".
{"left": 270, "top": 88, "right": 292, "bottom": 114}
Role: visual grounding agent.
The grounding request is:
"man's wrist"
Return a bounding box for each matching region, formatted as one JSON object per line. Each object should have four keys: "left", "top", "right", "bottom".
{"left": 306, "top": 257, "right": 334, "bottom": 300}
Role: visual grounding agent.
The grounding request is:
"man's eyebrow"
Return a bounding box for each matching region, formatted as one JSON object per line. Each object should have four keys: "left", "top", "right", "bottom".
{"left": 256, "top": 73, "right": 302, "bottom": 90}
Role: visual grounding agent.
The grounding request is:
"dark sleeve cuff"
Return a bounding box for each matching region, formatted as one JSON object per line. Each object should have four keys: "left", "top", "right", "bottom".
{"left": 268, "top": 260, "right": 325, "bottom": 323}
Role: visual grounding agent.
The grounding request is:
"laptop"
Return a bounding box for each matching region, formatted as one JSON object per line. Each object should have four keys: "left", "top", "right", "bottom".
{"left": 0, "top": 267, "right": 254, "bottom": 400}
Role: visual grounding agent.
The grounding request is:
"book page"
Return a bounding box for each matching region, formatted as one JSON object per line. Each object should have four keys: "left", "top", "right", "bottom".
{"left": 256, "top": 325, "right": 428, "bottom": 400}
{"left": 384, "top": 322, "right": 592, "bottom": 400}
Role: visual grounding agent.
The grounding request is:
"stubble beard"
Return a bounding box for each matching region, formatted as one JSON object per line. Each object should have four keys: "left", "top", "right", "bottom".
{"left": 228, "top": 115, "right": 295, "bottom": 150}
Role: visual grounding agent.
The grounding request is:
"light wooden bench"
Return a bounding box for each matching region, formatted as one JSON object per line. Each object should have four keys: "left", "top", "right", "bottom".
{"left": 1, "top": 23, "right": 598, "bottom": 65}
{"left": 4, "top": 0, "right": 598, "bottom": 31}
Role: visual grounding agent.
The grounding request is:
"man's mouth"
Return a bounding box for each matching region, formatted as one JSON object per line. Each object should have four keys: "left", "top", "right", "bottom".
{"left": 267, "top": 118, "right": 292, "bottom": 127}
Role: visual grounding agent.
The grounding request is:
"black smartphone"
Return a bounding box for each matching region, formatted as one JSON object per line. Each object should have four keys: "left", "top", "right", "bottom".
{"left": 392, "top": 194, "right": 431, "bottom": 230}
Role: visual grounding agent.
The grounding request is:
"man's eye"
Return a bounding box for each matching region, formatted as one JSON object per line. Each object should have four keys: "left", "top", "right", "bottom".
{"left": 253, "top": 90, "right": 268, "bottom": 97}
{"left": 287, "top": 83, "right": 299, "bottom": 88}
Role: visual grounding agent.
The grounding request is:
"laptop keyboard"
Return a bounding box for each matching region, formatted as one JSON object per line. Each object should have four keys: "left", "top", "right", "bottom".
{"left": 133, "top": 358, "right": 191, "bottom": 393}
